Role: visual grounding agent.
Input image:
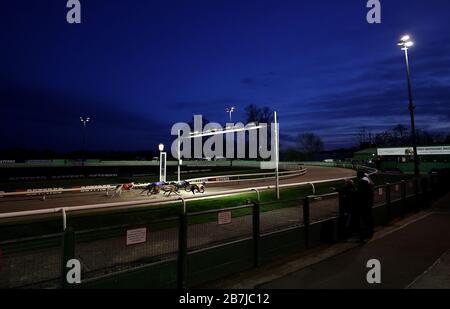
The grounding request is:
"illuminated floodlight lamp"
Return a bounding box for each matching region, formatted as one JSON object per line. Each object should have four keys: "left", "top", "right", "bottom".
{"left": 398, "top": 34, "right": 414, "bottom": 49}
{"left": 80, "top": 116, "right": 90, "bottom": 125}
{"left": 226, "top": 106, "right": 236, "bottom": 122}
{"left": 158, "top": 143, "right": 164, "bottom": 152}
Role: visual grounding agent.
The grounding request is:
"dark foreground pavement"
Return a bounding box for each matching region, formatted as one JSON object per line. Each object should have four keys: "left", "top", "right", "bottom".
{"left": 257, "top": 194, "right": 450, "bottom": 289}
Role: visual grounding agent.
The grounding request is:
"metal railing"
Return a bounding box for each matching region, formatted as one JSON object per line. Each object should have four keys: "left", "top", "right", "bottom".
{"left": 0, "top": 160, "right": 367, "bottom": 199}
{"left": 1, "top": 169, "right": 449, "bottom": 288}
{"left": 0, "top": 174, "right": 355, "bottom": 226}
{"left": 6, "top": 165, "right": 448, "bottom": 289}
{"left": 0, "top": 168, "right": 307, "bottom": 198}
{"left": 186, "top": 168, "right": 307, "bottom": 184}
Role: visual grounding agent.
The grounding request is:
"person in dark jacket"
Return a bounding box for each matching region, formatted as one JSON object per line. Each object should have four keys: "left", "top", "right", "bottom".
{"left": 337, "top": 179, "right": 356, "bottom": 239}
{"left": 356, "top": 171, "right": 374, "bottom": 243}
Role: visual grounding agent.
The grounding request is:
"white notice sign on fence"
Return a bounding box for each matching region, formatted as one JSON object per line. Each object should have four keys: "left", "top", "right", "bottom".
{"left": 218, "top": 211, "right": 232, "bottom": 225}
{"left": 126, "top": 228, "right": 147, "bottom": 246}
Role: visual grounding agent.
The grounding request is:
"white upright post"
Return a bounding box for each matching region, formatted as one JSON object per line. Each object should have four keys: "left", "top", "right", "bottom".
{"left": 159, "top": 152, "right": 167, "bottom": 182}
{"left": 274, "top": 111, "right": 280, "bottom": 200}
{"left": 159, "top": 151, "right": 163, "bottom": 182}
{"left": 177, "top": 130, "right": 181, "bottom": 182}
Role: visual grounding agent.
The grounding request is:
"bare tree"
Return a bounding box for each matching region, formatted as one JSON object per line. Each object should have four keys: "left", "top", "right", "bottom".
{"left": 258, "top": 106, "right": 274, "bottom": 123}
{"left": 358, "top": 127, "right": 374, "bottom": 148}
{"left": 297, "top": 133, "right": 324, "bottom": 160}
{"left": 373, "top": 125, "right": 445, "bottom": 148}
{"left": 244, "top": 104, "right": 274, "bottom": 124}
{"left": 392, "top": 124, "right": 408, "bottom": 139}
{"left": 244, "top": 104, "right": 260, "bottom": 123}
{"left": 243, "top": 105, "right": 275, "bottom": 159}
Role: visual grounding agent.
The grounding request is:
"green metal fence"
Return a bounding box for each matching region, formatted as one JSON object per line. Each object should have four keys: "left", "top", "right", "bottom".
{"left": 74, "top": 217, "right": 179, "bottom": 282}
{"left": 0, "top": 169, "right": 449, "bottom": 289}
{"left": 0, "top": 233, "right": 62, "bottom": 288}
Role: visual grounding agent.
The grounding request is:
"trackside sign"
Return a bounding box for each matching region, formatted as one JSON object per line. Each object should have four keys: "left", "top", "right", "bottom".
{"left": 377, "top": 146, "right": 450, "bottom": 156}
{"left": 126, "top": 228, "right": 147, "bottom": 246}
{"left": 218, "top": 211, "right": 232, "bottom": 225}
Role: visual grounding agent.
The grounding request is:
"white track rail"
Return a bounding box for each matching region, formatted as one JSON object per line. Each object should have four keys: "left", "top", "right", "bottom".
{"left": 186, "top": 168, "right": 307, "bottom": 184}
{"left": 0, "top": 165, "right": 377, "bottom": 223}
{"left": 0, "top": 176, "right": 355, "bottom": 221}
{"left": 0, "top": 169, "right": 307, "bottom": 198}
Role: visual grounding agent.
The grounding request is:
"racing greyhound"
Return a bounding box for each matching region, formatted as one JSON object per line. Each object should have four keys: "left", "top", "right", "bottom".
{"left": 110, "top": 182, "right": 135, "bottom": 198}
{"left": 140, "top": 181, "right": 167, "bottom": 196}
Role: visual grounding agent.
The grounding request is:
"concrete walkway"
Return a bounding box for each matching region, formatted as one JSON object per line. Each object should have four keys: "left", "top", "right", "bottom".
{"left": 204, "top": 193, "right": 450, "bottom": 289}
{"left": 407, "top": 250, "right": 450, "bottom": 289}
{"left": 258, "top": 193, "right": 450, "bottom": 289}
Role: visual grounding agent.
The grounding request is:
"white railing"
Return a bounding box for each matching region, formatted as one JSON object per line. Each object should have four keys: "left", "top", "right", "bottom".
{"left": 186, "top": 168, "right": 307, "bottom": 184}
{"left": 0, "top": 162, "right": 378, "bottom": 199}
{"left": 0, "top": 168, "right": 307, "bottom": 198}
{"left": 0, "top": 164, "right": 380, "bottom": 229}
{"left": 0, "top": 176, "right": 356, "bottom": 223}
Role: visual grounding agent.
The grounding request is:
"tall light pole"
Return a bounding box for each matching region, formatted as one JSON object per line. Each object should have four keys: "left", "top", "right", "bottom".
{"left": 398, "top": 35, "right": 420, "bottom": 176}
{"left": 226, "top": 107, "right": 235, "bottom": 123}
{"left": 225, "top": 107, "right": 236, "bottom": 168}
{"left": 80, "top": 116, "right": 90, "bottom": 166}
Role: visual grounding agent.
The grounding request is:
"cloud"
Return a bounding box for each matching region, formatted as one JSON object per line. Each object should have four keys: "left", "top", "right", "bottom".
{"left": 279, "top": 80, "right": 450, "bottom": 149}
{"left": 241, "top": 78, "right": 254, "bottom": 85}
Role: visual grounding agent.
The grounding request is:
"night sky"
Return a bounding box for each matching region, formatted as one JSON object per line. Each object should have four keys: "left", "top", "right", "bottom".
{"left": 1, "top": 0, "right": 450, "bottom": 152}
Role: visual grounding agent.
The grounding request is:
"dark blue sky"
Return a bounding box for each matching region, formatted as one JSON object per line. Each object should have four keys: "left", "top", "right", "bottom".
{"left": 1, "top": 0, "right": 450, "bottom": 152}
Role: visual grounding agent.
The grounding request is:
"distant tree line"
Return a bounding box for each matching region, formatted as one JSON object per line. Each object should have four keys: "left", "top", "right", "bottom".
{"left": 0, "top": 148, "right": 157, "bottom": 161}
{"left": 359, "top": 125, "right": 450, "bottom": 148}
{"left": 243, "top": 105, "right": 324, "bottom": 161}
{"left": 5, "top": 103, "right": 448, "bottom": 162}
{"left": 281, "top": 133, "right": 324, "bottom": 161}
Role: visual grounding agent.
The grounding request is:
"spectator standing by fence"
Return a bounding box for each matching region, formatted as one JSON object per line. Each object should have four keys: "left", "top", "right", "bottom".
{"left": 337, "top": 179, "right": 357, "bottom": 239}
{"left": 356, "top": 171, "right": 374, "bottom": 243}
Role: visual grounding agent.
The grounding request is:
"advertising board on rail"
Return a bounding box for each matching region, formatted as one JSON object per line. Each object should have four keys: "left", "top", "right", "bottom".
{"left": 377, "top": 146, "right": 450, "bottom": 156}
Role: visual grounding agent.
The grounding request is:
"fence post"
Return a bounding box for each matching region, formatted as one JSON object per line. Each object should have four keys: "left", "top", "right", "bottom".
{"left": 177, "top": 199, "right": 187, "bottom": 289}
{"left": 252, "top": 201, "right": 260, "bottom": 267}
{"left": 309, "top": 183, "right": 316, "bottom": 195}
{"left": 430, "top": 174, "right": 436, "bottom": 200}
{"left": 303, "top": 197, "right": 310, "bottom": 249}
{"left": 413, "top": 177, "right": 419, "bottom": 194}
{"left": 385, "top": 183, "right": 391, "bottom": 219}
{"left": 252, "top": 188, "right": 260, "bottom": 203}
{"left": 61, "top": 208, "right": 67, "bottom": 231}
{"left": 420, "top": 177, "right": 425, "bottom": 209}
{"left": 61, "top": 227, "right": 75, "bottom": 289}
{"left": 337, "top": 191, "right": 346, "bottom": 241}
{"left": 413, "top": 178, "right": 420, "bottom": 212}
{"left": 400, "top": 181, "right": 406, "bottom": 216}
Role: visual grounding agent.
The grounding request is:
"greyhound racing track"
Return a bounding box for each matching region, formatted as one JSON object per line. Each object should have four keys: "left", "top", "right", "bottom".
{"left": 0, "top": 166, "right": 356, "bottom": 214}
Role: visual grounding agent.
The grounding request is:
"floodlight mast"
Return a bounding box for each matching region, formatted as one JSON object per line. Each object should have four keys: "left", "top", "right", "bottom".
{"left": 226, "top": 107, "right": 235, "bottom": 123}
{"left": 397, "top": 34, "right": 419, "bottom": 176}
{"left": 80, "top": 116, "right": 91, "bottom": 167}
